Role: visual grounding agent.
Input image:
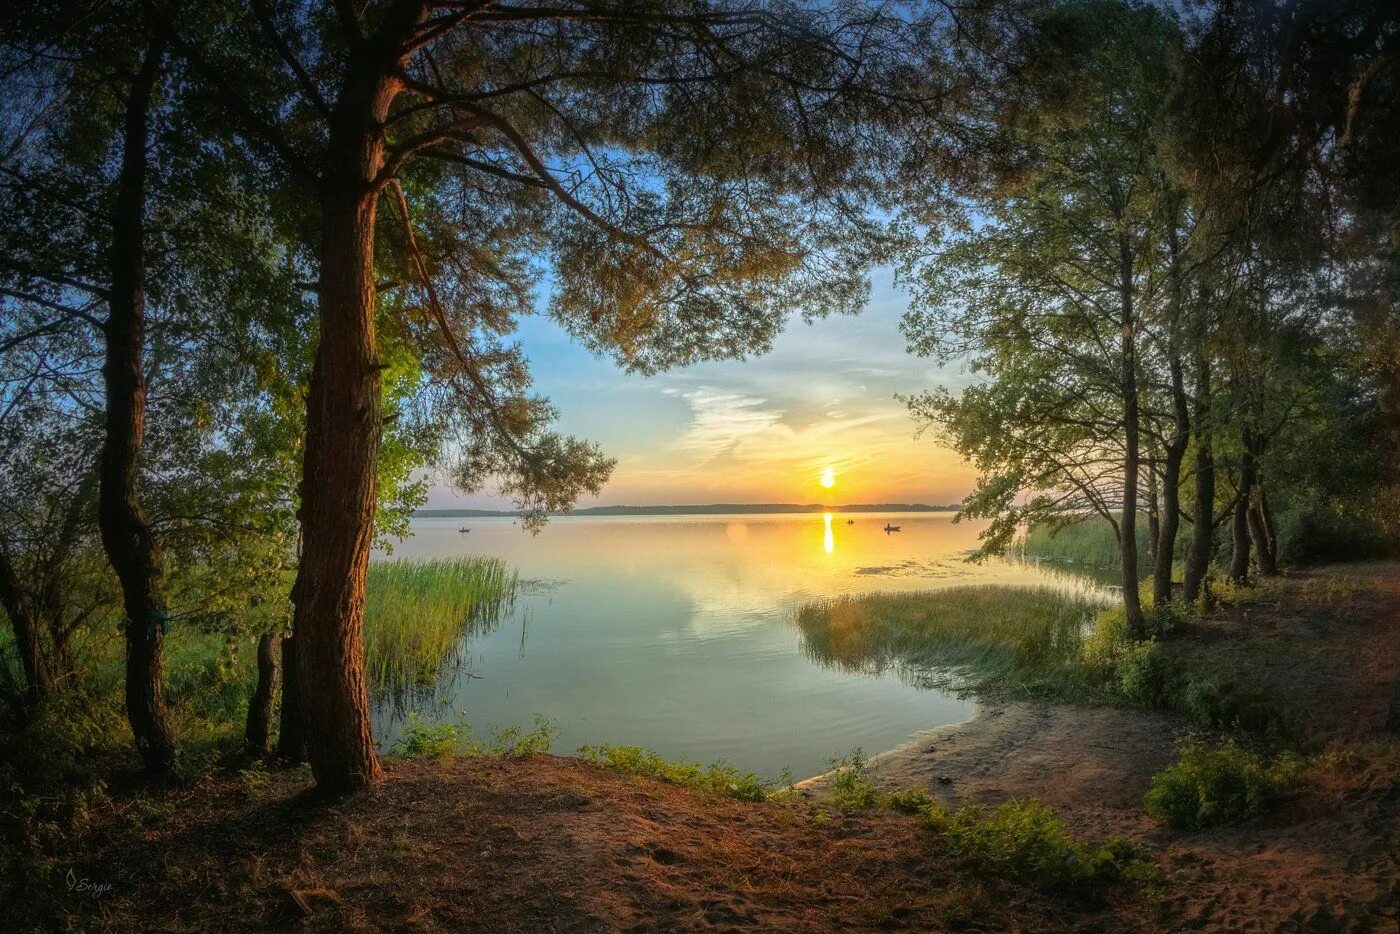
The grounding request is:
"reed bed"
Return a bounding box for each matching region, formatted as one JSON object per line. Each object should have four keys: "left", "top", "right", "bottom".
{"left": 365, "top": 557, "right": 519, "bottom": 696}
{"left": 1020, "top": 518, "right": 1150, "bottom": 567}
{"left": 794, "top": 585, "right": 1109, "bottom": 699}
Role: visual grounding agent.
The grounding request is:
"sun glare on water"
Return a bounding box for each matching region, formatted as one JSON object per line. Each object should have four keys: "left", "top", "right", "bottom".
{"left": 819, "top": 467, "right": 836, "bottom": 489}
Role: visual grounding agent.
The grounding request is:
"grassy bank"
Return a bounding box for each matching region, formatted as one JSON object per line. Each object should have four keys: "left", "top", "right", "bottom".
{"left": 795, "top": 585, "right": 1114, "bottom": 700}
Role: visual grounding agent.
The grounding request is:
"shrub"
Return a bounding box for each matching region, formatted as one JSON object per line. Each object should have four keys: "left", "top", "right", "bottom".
{"left": 825, "top": 747, "right": 882, "bottom": 808}
{"left": 1144, "top": 742, "right": 1306, "bottom": 830}
{"left": 922, "top": 798, "right": 1153, "bottom": 897}
{"left": 392, "top": 711, "right": 475, "bottom": 757}
{"left": 488, "top": 715, "right": 557, "bottom": 756}
{"left": 1180, "top": 680, "right": 1294, "bottom": 740}
{"left": 1115, "top": 640, "right": 1175, "bottom": 708}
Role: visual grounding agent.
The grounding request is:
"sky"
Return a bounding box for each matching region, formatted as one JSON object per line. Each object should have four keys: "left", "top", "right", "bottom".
{"left": 424, "top": 268, "right": 981, "bottom": 509}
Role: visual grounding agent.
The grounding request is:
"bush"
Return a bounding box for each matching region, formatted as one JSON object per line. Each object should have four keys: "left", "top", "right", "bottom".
{"left": 922, "top": 798, "right": 1154, "bottom": 897}
{"left": 825, "top": 747, "right": 882, "bottom": 808}
{"left": 1180, "top": 680, "right": 1294, "bottom": 740}
{"left": 1115, "top": 640, "right": 1175, "bottom": 707}
{"left": 1144, "top": 742, "right": 1306, "bottom": 830}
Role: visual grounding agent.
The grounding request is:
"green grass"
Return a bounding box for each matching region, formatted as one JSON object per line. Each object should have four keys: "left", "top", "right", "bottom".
{"left": 577, "top": 743, "right": 774, "bottom": 802}
{"left": 1020, "top": 517, "right": 1150, "bottom": 567}
{"left": 364, "top": 557, "right": 519, "bottom": 697}
{"left": 794, "top": 585, "right": 1112, "bottom": 700}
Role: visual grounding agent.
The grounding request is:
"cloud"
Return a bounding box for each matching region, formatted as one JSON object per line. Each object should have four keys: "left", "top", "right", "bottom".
{"left": 671, "top": 389, "right": 786, "bottom": 462}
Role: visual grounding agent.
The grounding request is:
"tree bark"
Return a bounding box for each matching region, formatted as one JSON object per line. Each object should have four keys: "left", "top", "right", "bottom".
{"left": 1248, "top": 484, "right": 1278, "bottom": 576}
{"left": 244, "top": 632, "right": 280, "bottom": 756}
{"left": 275, "top": 633, "right": 306, "bottom": 763}
{"left": 97, "top": 36, "right": 176, "bottom": 773}
{"left": 1228, "top": 430, "right": 1256, "bottom": 584}
{"left": 1153, "top": 356, "right": 1190, "bottom": 608}
{"left": 1119, "top": 241, "right": 1146, "bottom": 638}
{"left": 1184, "top": 352, "right": 1214, "bottom": 603}
{"left": 0, "top": 548, "right": 51, "bottom": 708}
{"left": 290, "top": 8, "right": 426, "bottom": 792}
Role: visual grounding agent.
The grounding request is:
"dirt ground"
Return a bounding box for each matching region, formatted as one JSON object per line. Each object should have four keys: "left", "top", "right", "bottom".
{"left": 10, "top": 564, "right": 1400, "bottom": 932}
{"left": 861, "top": 563, "right": 1400, "bottom": 930}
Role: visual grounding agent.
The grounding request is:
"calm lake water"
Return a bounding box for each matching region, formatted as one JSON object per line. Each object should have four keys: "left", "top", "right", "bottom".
{"left": 373, "top": 512, "right": 1105, "bottom": 779}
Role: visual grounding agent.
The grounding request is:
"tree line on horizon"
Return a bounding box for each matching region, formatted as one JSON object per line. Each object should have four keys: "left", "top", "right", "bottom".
{"left": 0, "top": 0, "right": 1395, "bottom": 793}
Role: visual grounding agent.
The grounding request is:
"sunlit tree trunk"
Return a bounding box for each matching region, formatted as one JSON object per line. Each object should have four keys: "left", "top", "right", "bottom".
{"left": 290, "top": 8, "right": 426, "bottom": 791}
{"left": 1153, "top": 356, "right": 1190, "bottom": 608}
{"left": 97, "top": 36, "right": 176, "bottom": 773}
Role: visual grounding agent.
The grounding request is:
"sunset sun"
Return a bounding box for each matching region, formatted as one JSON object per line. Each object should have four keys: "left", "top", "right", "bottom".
{"left": 819, "top": 467, "right": 836, "bottom": 489}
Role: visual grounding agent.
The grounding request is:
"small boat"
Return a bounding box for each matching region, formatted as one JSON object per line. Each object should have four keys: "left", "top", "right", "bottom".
{"left": 846, "top": 519, "right": 855, "bottom": 525}
{"left": 458, "top": 527, "right": 470, "bottom": 533}
{"left": 883, "top": 524, "right": 902, "bottom": 533}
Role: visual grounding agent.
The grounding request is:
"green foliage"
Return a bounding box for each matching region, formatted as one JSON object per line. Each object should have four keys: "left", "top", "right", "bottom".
{"left": 1180, "top": 680, "right": 1294, "bottom": 741}
{"left": 823, "top": 747, "right": 882, "bottom": 809}
{"left": 390, "top": 712, "right": 556, "bottom": 759}
{"left": 577, "top": 744, "right": 771, "bottom": 802}
{"left": 921, "top": 799, "right": 1154, "bottom": 897}
{"left": 1144, "top": 742, "right": 1306, "bottom": 830}
{"left": 1113, "top": 641, "right": 1174, "bottom": 708}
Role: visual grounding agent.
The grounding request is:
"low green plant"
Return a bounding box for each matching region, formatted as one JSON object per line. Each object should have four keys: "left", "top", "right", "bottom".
{"left": 1180, "top": 679, "right": 1295, "bottom": 740}
{"left": 392, "top": 711, "right": 476, "bottom": 758}
{"left": 488, "top": 715, "right": 557, "bottom": 757}
{"left": 1115, "top": 640, "right": 1175, "bottom": 708}
{"left": 577, "top": 744, "right": 771, "bottom": 801}
{"left": 921, "top": 798, "right": 1153, "bottom": 897}
{"left": 824, "top": 747, "right": 882, "bottom": 808}
{"left": 1144, "top": 742, "right": 1307, "bottom": 830}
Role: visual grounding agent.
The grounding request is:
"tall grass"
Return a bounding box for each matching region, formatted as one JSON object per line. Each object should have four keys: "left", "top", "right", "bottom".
{"left": 794, "top": 586, "right": 1110, "bottom": 699}
{"left": 365, "top": 557, "right": 519, "bottom": 698}
{"left": 1019, "top": 517, "right": 1149, "bottom": 567}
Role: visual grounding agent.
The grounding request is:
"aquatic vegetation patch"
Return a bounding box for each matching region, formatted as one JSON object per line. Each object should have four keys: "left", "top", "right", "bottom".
{"left": 794, "top": 585, "right": 1111, "bottom": 700}
{"left": 364, "top": 557, "right": 519, "bottom": 697}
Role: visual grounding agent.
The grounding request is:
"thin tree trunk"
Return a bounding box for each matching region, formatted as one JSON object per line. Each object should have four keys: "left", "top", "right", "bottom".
{"left": 1146, "top": 469, "right": 1160, "bottom": 570}
{"left": 1259, "top": 485, "right": 1278, "bottom": 565}
{"left": 1119, "top": 241, "right": 1146, "bottom": 638}
{"left": 1184, "top": 353, "right": 1214, "bottom": 603}
{"left": 291, "top": 16, "right": 427, "bottom": 790}
{"left": 275, "top": 633, "right": 306, "bottom": 762}
{"left": 1228, "top": 431, "right": 1256, "bottom": 584}
{"left": 97, "top": 36, "right": 176, "bottom": 773}
{"left": 1154, "top": 356, "right": 1190, "bottom": 608}
{"left": 244, "top": 632, "right": 280, "bottom": 756}
{"left": 1248, "top": 484, "right": 1278, "bottom": 576}
{"left": 0, "top": 549, "right": 50, "bottom": 707}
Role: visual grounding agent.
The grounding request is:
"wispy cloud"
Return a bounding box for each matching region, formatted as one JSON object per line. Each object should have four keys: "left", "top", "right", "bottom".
{"left": 671, "top": 389, "right": 786, "bottom": 462}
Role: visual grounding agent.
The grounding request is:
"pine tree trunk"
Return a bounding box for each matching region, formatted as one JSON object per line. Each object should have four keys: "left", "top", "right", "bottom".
{"left": 1119, "top": 243, "right": 1146, "bottom": 638}
{"left": 1184, "top": 353, "right": 1214, "bottom": 603}
{"left": 1154, "top": 356, "right": 1190, "bottom": 608}
{"left": 1228, "top": 431, "right": 1256, "bottom": 584}
{"left": 97, "top": 37, "right": 176, "bottom": 773}
{"left": 244, "top": 633, "right": 280, "bottom": 756}
{"left": 290, "top": 46, "right": 423, "bottom": 793}
{"left": 275, "top": 633, "right": 306, "bottom": 763}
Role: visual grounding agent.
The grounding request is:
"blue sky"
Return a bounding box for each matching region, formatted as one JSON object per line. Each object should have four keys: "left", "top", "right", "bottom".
{"left": 426, "top": 268, "right": 980, "bottom": 508}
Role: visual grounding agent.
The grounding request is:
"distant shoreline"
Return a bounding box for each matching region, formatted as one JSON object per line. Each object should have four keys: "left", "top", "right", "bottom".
{"left": 414, "top": 502, "right": 961, "bottom": 518}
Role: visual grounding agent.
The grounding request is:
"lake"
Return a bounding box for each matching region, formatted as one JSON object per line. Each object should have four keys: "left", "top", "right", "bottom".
{"left": 373, "top": 512, "right": 1106, "bottom": 780}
